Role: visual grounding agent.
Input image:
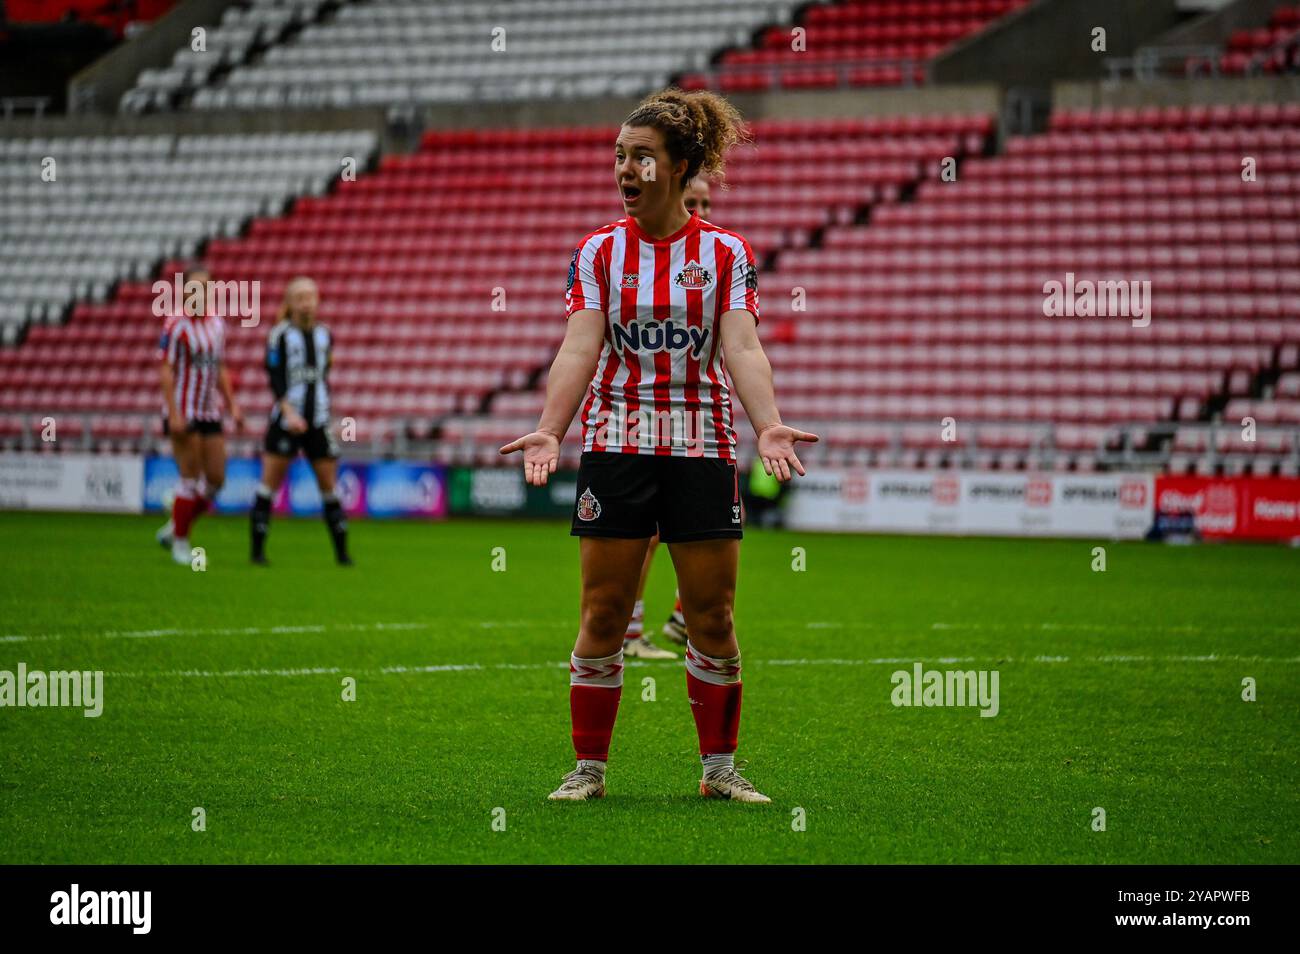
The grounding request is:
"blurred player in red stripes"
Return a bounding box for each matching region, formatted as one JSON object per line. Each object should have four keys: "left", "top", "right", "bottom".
{"left": 623, "top": 175, "right": 713, "bottom": 658}
{"left": 155, "top": 263, "right": 244, "bottom": 565}
{"left": 501, "top": 90, "right": 816, "bottom": 802}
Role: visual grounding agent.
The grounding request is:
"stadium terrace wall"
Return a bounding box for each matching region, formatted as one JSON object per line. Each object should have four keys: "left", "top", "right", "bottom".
{"left": 932, "top": 0, "right": 1183, "bottom": 86}
{"left": 1053, "top": 74, "right": 1300, "bottom": 110}
{"left": 0, "top": 106, "right": 388, "bottom": 141}
{"left": 407, "top": 85, "right": 1004, "bottom": 132}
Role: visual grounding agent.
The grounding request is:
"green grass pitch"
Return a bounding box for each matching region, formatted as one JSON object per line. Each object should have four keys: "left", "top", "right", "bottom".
{"left": 0, "top": 510, "right": 1296, "bottom": 864}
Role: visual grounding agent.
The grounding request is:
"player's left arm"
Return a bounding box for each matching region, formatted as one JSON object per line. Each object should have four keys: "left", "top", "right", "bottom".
{"left": 217, "top": 361, "right": 245, "bottom": 430}
{"left": 720, "top": 309, "right": 818, "bottom": 482}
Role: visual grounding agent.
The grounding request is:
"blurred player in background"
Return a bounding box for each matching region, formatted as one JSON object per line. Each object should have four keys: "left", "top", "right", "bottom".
{"left": 156, "top": 263, "right": 244, "bottom": 565}
{"left": 502, "top": 90, "right": 817, "bottom": 803}
{"left": 249, "top": 276, "right": 351, "bottom": 567}
{"left": 623, "top": 175, "right": 713, "bottom": 658}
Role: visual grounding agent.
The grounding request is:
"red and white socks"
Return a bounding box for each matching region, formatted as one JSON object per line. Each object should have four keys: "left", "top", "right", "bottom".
{"left": 568, "top": 648, "right": 624, "bottom": 769}
{"left": 685, "top": 641, "right": 743, "bottom": 776}
{"left": 565, "top": 641, "right": 744, "bottom": 784}
{"left": 171, "top": 476, "right": 215, "bottom": 543}
{"left": 171, "top": 477, "right": 199, "bottom": 541}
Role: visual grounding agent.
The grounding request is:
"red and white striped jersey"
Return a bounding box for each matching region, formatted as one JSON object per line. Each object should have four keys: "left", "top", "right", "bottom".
{"left": 564, "top": 214, "right": 759, "bottom": 459}
{"left": 159, "top": 312, "right": 226, "bottom": 422}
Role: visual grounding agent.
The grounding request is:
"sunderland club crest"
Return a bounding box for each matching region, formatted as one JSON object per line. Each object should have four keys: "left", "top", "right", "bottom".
{"left": 576, "top": 487, "right": 602, "bottom": 521}
{"left": 674, "top": 261, "right": 713, "bottom": 289}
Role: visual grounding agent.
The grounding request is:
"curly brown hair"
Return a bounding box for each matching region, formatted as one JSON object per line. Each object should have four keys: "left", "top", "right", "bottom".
{"left": 622, "top": 88, "right": 748, "bottom": 190}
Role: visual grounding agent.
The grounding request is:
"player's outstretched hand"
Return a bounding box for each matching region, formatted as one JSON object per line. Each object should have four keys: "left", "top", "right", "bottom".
{"left": 499, "top": 430, "right": 561, "bottom": 486}
{"left": 757, "top": 423, "right": 819, "bottom": 482}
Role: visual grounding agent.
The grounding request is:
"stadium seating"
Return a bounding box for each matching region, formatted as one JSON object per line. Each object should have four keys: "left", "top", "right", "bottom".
{"left": 2, "top": 103, "right": 1297, "bottom": 476}
{"left": 422, "top": 115, "right": 995, "bottom": 467}
{"left": 124, "top": 0, "right": 330, "bottom": 113}
{"left": 1217, "top": 4, "right": 1300, "bottom": 76}
{"left": 1174, "top": 4, "right": 1300, "bottom": 78}
{"left": 679, "top": 0, "right": 1030, "bottom": 92}
{"left": 758, "top": 102, "right": 1300, "bottom": 473}
{"left": 432, "top": 105, "right": 1300, "bottom": 474}
{"left": 0, "top": 130, "right": 377, "bottom": 338}
{"left": 124, "top": 0, "right": 797, "bottom": 112}
{"left": 0, "top": 115, "right": 988, "bottom": 457}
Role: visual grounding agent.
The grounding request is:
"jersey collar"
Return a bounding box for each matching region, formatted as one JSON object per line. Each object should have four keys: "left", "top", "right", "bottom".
{"left": 623, "top": 212, "right": 699, "bottom": 247}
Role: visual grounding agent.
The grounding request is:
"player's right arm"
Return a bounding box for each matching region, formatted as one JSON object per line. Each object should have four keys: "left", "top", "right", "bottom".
{"left": 501, "top": 235, "right": 610, "bottom": 486}
{"left": 499, "top": 309, "right": 605, "bottom": 486}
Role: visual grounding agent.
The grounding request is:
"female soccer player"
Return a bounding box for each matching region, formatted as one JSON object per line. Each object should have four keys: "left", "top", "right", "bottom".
{"left": 501, "top": 90, "right": 817, "bottom": 802}
{"left": 624, "top": 175, "right": 713, "bottom": 658}
{"left": 157, "top": 263, "right": 243, "bottom": 565}
{"left": 249, "top": 276, "right": 351, "bottom": 567}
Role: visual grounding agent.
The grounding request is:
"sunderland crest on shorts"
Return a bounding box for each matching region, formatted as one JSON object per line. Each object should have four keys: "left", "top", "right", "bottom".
{"left": 576, "top": 487, "right": 601, "bottom": 521}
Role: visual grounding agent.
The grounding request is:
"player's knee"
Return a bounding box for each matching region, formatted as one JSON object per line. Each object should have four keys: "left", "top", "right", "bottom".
{"left": 580, "top": 588, "right": 634, "bottom": 642}
{"left": 685, "top": 600, "right": 734, "bottom": 642}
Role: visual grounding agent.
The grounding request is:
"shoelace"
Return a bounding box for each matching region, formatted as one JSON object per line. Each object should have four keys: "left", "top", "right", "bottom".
{"left": 706, "top": 763, "right": 756, "bottom": 792}
{"left": 559, "top": 767, "right": 603, "bottom": 791}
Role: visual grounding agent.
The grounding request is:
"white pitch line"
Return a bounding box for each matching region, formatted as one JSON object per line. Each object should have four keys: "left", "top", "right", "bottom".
{"left": 110, "top": 666, "right": 343, "bottom": 678}
{"left": 103, "top": 654, "right": 1300, "bottom": 679}
{"left": 12, "top": 619, "right": 1300, "bottom": 643}
{"left": 3, "top": 619, "right": 581, "bottom": 643}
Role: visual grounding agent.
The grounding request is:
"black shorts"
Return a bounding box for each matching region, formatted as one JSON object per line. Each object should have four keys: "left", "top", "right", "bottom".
{"left": 569, "top": 451, "right": 743, "bottom": 543}
{"left": 161, "top": 416, "right": 222, "bottom": 436}
{"left": 263, "top": 421, "right": 339, "bottom": 461}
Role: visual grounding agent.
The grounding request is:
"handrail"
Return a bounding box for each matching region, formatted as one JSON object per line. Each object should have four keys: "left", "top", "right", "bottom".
{"left": 683, "top": 56, "right": 923, "bottom": 91}
{"left": 0, "top": 97, "right": 52, "bottom": 120}
{"left": 1103, "top": 45, "right": 1222, "bottom": 81}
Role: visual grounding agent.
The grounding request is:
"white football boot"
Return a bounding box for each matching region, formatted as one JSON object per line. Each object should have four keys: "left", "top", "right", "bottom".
{"left": 548, "top": 764, "right": 606, "bottom": 801}
{"left": 171, "top": 537, "right": 191, "bottom": 566}
{"left": 623, "top": 635, "right": 677, "bottom": 660}
{"left": 700, "top": 762, "right": 770, "bottom": 803}
{"left": 155, "top": 518, "right": 174, "bottom": 549}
